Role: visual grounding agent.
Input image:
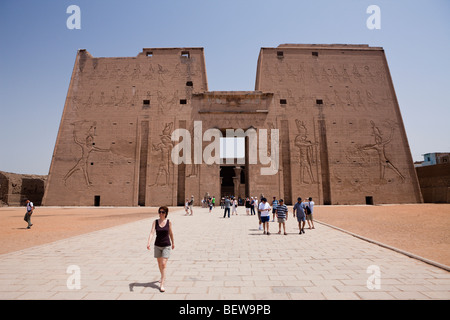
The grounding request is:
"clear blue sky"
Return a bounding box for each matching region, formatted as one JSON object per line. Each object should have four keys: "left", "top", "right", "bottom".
{"left": 1, "top": 0, "right": 449, "bottom": 175}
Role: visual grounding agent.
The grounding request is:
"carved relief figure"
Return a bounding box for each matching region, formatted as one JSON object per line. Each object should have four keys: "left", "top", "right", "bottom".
{"left": 63, "top": 121, "right": 109, "bottom": 186}
{"left": 143, "top": 64, "right": 154, "bottom": 80}
{"left": 157, "top": 64, "right": 168, "bottom": 87}
{"left": 151, "top": 123, "right": 174, "bottom": 186}
{"left": 294, "top": 120, "right": 316, "bottom": 184}
{"left": 359, "top": 121, "right": 405, "bottom": 182}
{"left": 157, "top": 91, "right": 166, "bottom": 114}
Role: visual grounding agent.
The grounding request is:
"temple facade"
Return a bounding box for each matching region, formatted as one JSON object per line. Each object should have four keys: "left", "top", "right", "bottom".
{"left": 42, "top": 44, "right": 423, "bottom": 206}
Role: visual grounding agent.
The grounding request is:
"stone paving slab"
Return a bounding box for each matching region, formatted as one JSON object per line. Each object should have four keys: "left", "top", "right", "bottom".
{"left": 0, "top": 206, "right": 449, "bottom": 300}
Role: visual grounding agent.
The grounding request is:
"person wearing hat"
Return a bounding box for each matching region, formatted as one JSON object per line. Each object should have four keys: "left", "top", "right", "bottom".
{"left": 293, "top": 197, "right": 306, "bottom": 234}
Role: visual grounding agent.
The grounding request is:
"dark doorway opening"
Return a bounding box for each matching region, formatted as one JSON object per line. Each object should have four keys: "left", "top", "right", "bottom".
{"left": 366, "top": 196, "right": 374, "bottom": 205}
{"left": 220, "top": 166, "right": 235, "bottom": 198}
{"left": 94, "top": 195, "right": 101, "bottom": 207}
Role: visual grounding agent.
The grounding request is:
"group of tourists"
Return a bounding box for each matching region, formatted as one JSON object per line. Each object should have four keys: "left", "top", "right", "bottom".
{"left": 257, "top": 196, "right": 315, "bottom": 235}
{"left": 217, "top": 194, "right": 315, "bottom": 235}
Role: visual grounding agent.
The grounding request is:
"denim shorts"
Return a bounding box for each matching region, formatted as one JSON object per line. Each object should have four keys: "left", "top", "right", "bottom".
{"left": 261, "top": 215, "right": 270, "bottom": 223}
{"left": 154, "top": 245, "right": 171, "bottom": 259}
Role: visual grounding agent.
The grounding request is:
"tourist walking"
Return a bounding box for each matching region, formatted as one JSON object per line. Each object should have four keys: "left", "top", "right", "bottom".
{"left": 231, "top": 197, "right": 238, "bottom": 215}
{"left": 223, "top": 196, "right": 231, "bottom": 218}
{"left": 293, "top": 197, "right": 306, "bottom": 234}
{"left": 23, "top": 199, "right": 34, "bottom": 229}
{"left": 258, "top": 197, "right": 271, "bottom": 235}
{"left": 271, "top": 196, "right": 278, "bottom": 222}
{"left": 189, "top": 195, "right": 194, "bottom": 215}
{"left": 306, "top": 197, "right": 315, "bottom": 229}
{"left": 208, "top": 197, "right": 213, "bottom": 213}
{"left": 253, "top": 197, "right": 259, "bottom": 221}
{"left": 245, "top": 197, "right": 252, "bottom": 215}
{"left": 250, "top": 197, "right": 256, "bottom": 215}
{"left": 146, "top": 206, "right": 174, "bottom": 292}
{"left": 184, "top": 198, "right": 190, "bottom": 215}
{"left": 276, "top": 199, "right": 288, "bottom": 235}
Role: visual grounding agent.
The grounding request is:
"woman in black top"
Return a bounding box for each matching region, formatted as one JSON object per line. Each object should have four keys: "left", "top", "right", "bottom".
{"left": 147, "top": 206, "right": 174, "bottom": 292}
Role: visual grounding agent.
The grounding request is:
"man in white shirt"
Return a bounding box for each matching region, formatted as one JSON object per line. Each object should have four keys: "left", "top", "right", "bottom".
{"left": 306, "top": 197, "right": 315, "bottom": 229}
{"left": 258, "top": 197, "right": 271, "bottom": 235}
{"left": 24, "top": 199, "right": 34, "bottom": 229}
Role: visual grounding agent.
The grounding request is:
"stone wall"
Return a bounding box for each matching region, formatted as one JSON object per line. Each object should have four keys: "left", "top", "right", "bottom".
{"left": 0, "top": 171, "right": 47, "bottom": 206}
{"left": 42, "top": 44, "right": 422, "bottom": 206}
{"left": 416, "top": 163, "right": 450, "bottom": 203}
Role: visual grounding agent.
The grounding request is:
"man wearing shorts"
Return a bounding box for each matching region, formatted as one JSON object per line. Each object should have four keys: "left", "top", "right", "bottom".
{"left": 258, "top": 197, "right": 271, "bottom": 235}
{"left": 276, "top": 199, "right": 288, "bottom": 235}
{"left": 306, "top": 197, "right": 315, "bottom": 229}
{"left": 293, "top": 197, "right": 306, "bottom": 234}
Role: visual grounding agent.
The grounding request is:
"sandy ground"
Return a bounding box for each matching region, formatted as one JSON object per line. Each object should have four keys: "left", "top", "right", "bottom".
{"left": 0, "top": 204, "right": 449, "bottom": 267}
{"left": 313, "top": 204, "right": 450, "bottom": 267}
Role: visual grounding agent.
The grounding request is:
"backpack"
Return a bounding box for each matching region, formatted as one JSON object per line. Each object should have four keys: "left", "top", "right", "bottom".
{"left": 305, "top": 205, "right": 311, "bottom": 214}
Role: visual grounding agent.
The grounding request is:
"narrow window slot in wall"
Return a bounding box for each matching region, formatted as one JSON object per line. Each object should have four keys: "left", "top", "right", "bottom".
{"left": 146, "top": 51, "right": 153, "bottom": 57}
{"left": 180, "top": 99, "right": 187, "bottom": 104}
{"left": 277, "top": 51, "right": 284, "bottom": 58}
{"left": 316, "top": 99, "right": 323, "bottom": 105}
{"left": 280, "top": 99, "right": 287, "bottom": 105}
{"left": 181, "top": 51, "right": 190, "bottom": 58}
{"left": 312, "top": 52, "right": 319, "bottom": 57}
{"left": 186, "top": 81, "right": 193, "bottom": 87}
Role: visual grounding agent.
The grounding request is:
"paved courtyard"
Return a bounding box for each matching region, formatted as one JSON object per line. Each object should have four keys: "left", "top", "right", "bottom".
{"left": 0, "top": 206, "right": 449, "bottom": 300}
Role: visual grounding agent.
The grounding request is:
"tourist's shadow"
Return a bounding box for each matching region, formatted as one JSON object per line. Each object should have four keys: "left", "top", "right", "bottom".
{"left": 129, "top": 281, "right": 159, "bottom": 292}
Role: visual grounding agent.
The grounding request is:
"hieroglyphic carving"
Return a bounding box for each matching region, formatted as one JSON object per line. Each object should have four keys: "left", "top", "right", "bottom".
{"left": 63, "top": 121, "right": 109, "bottom": 186}
{"left": 352, "top": 64, "right": 363, "bottom": 83}
{"left": 156, "top": 91, "right": 166, "bottom": 114}
{"left": 131, "top": 63, "right": 141, "bottom": 80}
{"left": 358, "top": 121, "right": 405, "bottom": 182}
{"left": 341, "top": 64, "right": 352, "bottom": 84}
{"left": 157, "top": 64, "right": 168, "bottom": 87}
{"left": 142, "top": 64, "right": 155, "bottom": 80}
{"left": 294, "top": 120, "right": 316, "bottom": 184}
{"left": 151, "top": 122, "right": 174, "bottom": 186}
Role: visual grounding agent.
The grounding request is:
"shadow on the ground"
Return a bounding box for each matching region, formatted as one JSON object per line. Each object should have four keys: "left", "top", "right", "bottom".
{"left": 129, "top": 281, "right": 159, "bottom": 292}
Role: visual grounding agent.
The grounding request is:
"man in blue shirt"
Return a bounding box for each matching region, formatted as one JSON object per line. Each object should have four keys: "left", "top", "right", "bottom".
{"left": 271, "top": 197, "right": 278, "bottom": 222}
{"left": 293, "top": 197, "right": 306, "bottom": 234}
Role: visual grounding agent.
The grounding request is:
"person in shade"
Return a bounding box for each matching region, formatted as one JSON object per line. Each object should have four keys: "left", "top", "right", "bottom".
{"left": 147, "top": 206, "right": 174, "bottom": 292}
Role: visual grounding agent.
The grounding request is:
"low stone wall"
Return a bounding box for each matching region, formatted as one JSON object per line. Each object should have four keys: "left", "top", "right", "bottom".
{"left": 0, "top": 171, "right": 47, "bottom": 206}
{"left": 416, "top": 163, "right": 450, "bottom": 203}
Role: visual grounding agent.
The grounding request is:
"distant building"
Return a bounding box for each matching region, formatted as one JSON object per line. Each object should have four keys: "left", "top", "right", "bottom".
{"left": 414, "top": 153, "right": 450, "bottom": 203}
{"left": 415, "top": 153, "right": 450, "bottom": 167}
